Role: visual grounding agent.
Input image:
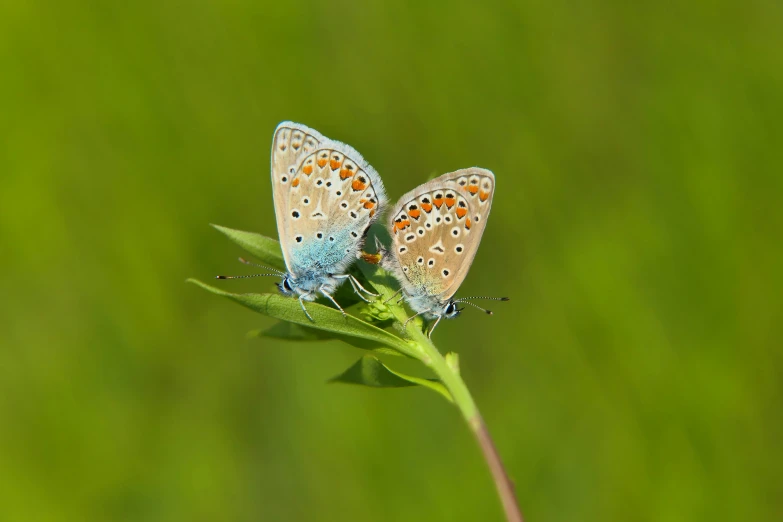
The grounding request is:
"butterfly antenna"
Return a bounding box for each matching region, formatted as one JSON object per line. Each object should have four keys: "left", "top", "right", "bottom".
{"left": 216, "top": 273, "right": 280, "bottom": 280}
{"left": 237, "top": 257, "right": 286, "bottom": 276}
{"left": 453, "top": 296, "right": 510, "bottom": 315}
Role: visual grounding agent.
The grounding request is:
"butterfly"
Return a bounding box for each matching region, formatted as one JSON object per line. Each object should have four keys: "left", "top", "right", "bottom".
{"left": 380, "top": 167, "right": 507, "bottom": 337}
{"left": 220, "top": 122, "right": 387, "bottom": 320}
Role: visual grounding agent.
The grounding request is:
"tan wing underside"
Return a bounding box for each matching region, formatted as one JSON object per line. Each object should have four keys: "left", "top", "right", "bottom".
{"left": 389, "top": 168, "right": 495, "bottom": 300}
{"left": 271, "top": 124, "right": 325, "bottom": 271}
{"left": 282, "top": 148, "right": 381, "bottom": 273}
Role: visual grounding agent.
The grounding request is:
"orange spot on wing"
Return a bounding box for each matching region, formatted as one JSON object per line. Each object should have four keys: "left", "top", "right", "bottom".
{"left": 445, "top": 197, "right": 456, "bottom": 208}
{"left": 433, "top": 197, "right": 444, "bottom": 209}
{"left": 370, "top": 209, "right": 376, "bottom": 218}
{"left": 360, "top": 251, "right": 382, "bottom": 265}
{"left": 302, "top": 165, "right": 313, "bottom": 175}
{"left": 408, "top": 209, "right": 421, "bottom": 219}
{"left": 340, "top": 168, "right": 352, "bottom": 180}
{"left": 456, "top": 207, "right": 467, "bottom": 218}
{"left": 479, "top": 190, "right": 489, "bottom": 201}
{"left": 400, "top": 219, "right": 411, "bottom": 229}
{"left": 421, "top": 203, "right": 433, "bottom": 213}
{"left": 330, "top": 159, "right": 342, "bottom": 170}
{"left": 292, "top": 178, "right": 300, "bottom": 187}
{"left": 352, "top": 179, "right": 367, "bottom": 191}
{"left": 465, "top": 218, "right": 472, "bottom": 229}
{"left": 363, "top": 201, "right": 375, "bottom": 209}
{"left": 467, "top": 185, "right": 479, "bottom": 194}
{"left": 317, "top": 158, "right": 328, "bottom": 168}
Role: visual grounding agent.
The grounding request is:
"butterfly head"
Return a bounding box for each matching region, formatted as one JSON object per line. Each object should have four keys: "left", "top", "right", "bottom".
{"left": 275, "top": 271, "right": 338, "bottom": 300}
{"left": 442, "top": 300, "right": 463, "bottom": 319}
{"left": 276, "top": 275, "right": 296, "bottom": 296}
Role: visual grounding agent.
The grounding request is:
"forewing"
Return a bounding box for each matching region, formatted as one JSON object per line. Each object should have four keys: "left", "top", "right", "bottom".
{"left": 388, "top": 168, "right": 494, "bottom": 300}
{"left": 280, "top": 136, "right": 387, "bottom": 275}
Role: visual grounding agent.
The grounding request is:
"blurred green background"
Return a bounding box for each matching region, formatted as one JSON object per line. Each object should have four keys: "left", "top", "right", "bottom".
{"left": 1, "top": 0, "right": 781, "bottom": 521}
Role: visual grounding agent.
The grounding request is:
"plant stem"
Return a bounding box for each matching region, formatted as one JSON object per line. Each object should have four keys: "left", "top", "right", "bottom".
{"left": 414, "top": 331, "right": 524, "bottom": 522}
{"left": 365, "top": 270, "right": 524, "bottom": 521}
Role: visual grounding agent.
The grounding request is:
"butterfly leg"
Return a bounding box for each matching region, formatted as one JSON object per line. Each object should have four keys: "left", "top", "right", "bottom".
{"left": 298, "top": 293, "right": 314, "bottom": 322}
{"left": 426, "top": 315, "right": 443, "bottom": 339}
{"left": 403, "top": 309, "right": 431, "bottom": 329}
{"left": 320, "top": 287, "right": 347, "bottom": 317}
{"left": 335, "top": 274, "right": 377, "bottom": 302}
{"left": 383, "top": 287, "right": 403, "bottom": 305}
{"left": 347, "top": 274, "right": 379, "bottom": 298}
{"left": 335, "top": 274, "right": 370, "bottom": 303}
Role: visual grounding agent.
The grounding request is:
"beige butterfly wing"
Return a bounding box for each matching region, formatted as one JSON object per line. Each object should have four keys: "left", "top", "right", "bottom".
{"left": 388, "top": 168, "right": 495, "bottom": 301}
{"left": 271, "top": 122, "right": 386, "bottom": 275}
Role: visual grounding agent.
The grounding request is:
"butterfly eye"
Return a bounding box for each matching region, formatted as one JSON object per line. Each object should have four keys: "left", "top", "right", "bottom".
{"left": 283, "top": 278, "right": 294, "bottom": 292}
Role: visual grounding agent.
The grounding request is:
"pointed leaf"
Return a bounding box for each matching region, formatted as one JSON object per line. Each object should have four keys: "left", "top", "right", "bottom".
{"left": 446, "top": 352, "right": 460, "bottom": 375}
{"left": 188, "top": 279, "right": 416, "bottom": 358}
{"left": 211, "top": 224, "right": 285, "bottom": 271}
{"left": 330, "top": 355, "right": 452, "bottom": 402}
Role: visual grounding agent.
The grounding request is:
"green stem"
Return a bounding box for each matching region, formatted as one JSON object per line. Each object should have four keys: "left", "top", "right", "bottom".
{"left": 365, "top": 270, "right": 523, "bottom": 521}
{"left": 411, "top": 328, "right": 524, "bottom": 522}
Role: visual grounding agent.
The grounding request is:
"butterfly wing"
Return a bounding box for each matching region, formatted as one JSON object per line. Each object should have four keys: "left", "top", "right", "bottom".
{"left": 271, "top": 122, "right": 387, "bottom": 276}
{"left": 271, "top": 122, "right": 326, "bottom": 272}
{"left": 387, "top": 168, "right": 495, "bottom": 301}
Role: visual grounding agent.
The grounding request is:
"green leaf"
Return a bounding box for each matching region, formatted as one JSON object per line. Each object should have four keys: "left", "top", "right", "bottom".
{"left": 445, "top": 352, "right": 460, "bottom": 375}
{"left": 211, "top": 224, "right": 285, "bottom": 271}
{"left": 252, "top": 321, "right": 326, "bottom": 342}
{"left": 250, "top": 321, "right": 406, "bottom": 356}
{"left": 330, "top": 355, "right": 452, "bottom": 402}
{"left": 188, "top": 279, "right": 416, "bottom": 358}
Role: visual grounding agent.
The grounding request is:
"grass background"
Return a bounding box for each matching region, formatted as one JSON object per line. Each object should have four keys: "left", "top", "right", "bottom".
{"left": 1, "top": 0, "right": 781, "bottom": 521}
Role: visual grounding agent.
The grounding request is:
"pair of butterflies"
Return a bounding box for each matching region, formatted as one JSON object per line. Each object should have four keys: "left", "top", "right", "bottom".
{"left": 225, "top": 121, "right": 504, "bottom": 337}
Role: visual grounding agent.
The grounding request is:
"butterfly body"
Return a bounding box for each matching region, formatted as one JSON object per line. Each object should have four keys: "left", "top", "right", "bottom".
{"left": 382, "top": 168, "right": 497, "bottom": 335}
{"left": 270, "top": 122, "right": 387, "bottom": 316}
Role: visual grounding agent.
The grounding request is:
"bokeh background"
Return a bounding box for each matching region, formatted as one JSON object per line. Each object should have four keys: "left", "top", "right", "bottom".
{"left": 2, "top": 0, "right": 781, "bottom": 521}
